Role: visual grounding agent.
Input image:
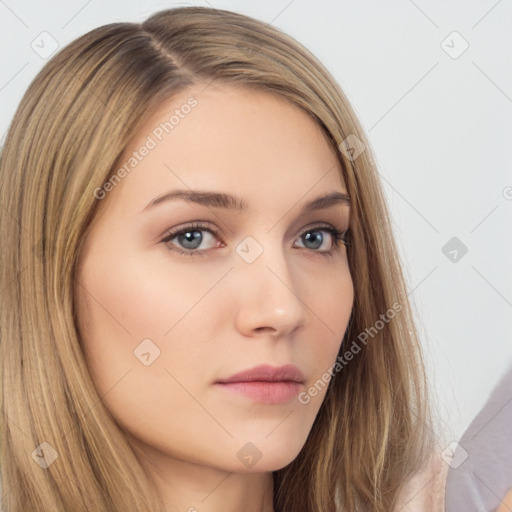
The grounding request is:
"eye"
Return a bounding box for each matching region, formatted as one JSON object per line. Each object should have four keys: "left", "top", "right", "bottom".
{"left": 294, "top": 225, "right": 349, "bottom": 257}
{"left": 161, "top": 222, "right": 221, "bottom": 257}
{"left": 161, "top": 222, "right": 349, "bottom": 257}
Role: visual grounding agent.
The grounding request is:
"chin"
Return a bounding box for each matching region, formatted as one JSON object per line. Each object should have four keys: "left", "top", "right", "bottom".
{"left": 222, "top": 437, "right": 307, "bottom": 474}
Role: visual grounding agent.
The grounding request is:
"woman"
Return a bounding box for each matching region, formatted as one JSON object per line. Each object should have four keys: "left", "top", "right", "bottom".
{"left": 0, "top": 6, "right": 446, "bottom": 511}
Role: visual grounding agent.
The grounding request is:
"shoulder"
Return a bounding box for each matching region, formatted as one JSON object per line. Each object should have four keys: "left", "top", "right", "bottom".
{"left": 393, "top": 451, "right": 448, "bottom": 512}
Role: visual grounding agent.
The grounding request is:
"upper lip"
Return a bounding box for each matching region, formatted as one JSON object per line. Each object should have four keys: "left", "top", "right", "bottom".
{"left": 216, "top": 364, "right": 305, "bottom": 384}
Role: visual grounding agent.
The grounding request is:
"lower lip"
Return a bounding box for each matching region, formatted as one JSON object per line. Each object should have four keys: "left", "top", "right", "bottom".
{"left": 215, "top": 381, "right": 302, "bottom": 403}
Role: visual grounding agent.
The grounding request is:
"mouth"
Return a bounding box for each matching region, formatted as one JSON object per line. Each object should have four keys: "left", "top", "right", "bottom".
{"left": 215, "top": 364, "right": 305, "bottom": 404}
{"left": 215, "top": 381, "right": 303, "bottom": 403}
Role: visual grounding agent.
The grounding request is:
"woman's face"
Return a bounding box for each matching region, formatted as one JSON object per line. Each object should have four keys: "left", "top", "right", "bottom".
{"left": 75, "top": 83, "right": 353, "bottom": 475}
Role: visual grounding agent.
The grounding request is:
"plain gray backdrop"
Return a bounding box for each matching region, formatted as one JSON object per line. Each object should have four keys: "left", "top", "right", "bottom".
{"left": 1, "top": 0, "right": 511, "bottom": 449}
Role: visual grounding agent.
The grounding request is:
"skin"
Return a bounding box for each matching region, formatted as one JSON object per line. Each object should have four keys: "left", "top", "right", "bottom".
{"left": 75, "top": 82, "right": 354, "bottom": 512}
{"left": 497, "top": 489, "right": 512, "bottom": 512}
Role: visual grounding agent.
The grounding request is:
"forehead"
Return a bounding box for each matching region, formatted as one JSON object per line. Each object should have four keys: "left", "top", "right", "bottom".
{"left": 104, "top": 82, "right": 346, "bottom": 216}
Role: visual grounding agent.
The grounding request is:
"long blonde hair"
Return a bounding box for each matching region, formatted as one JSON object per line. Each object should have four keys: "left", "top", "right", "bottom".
{"left": 0, "top": 6, "right": 435, "bottom": 511}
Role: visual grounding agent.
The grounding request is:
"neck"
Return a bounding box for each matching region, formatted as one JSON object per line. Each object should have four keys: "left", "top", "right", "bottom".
{"left": 132, "top": 442, "right": 275, "bottom": 512}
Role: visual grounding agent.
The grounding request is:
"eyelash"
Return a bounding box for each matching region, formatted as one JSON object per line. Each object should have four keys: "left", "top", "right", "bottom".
{"left": 160, "top": 222, "right": 350, "bottom": 258}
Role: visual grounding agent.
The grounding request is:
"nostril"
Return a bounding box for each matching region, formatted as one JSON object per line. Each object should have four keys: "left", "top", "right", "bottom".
{"left": 254, "top": 326, "right": 276, "bottom": 334}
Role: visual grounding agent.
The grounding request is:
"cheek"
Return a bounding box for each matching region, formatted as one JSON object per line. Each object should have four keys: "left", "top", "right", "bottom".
{"left": 75, "top": 249, "right": 233, "bottom": 455}
{"left": 298, "top": 264, "right": 353, "bottom": 405}
{"left": 77, "top": 242, "right": 229, "bottom": 351}
{"left": 308, "top": 261, "right": 353, "bottom": 349}
{"left": 75, "top": 239, "right": 219, "bottom": 390}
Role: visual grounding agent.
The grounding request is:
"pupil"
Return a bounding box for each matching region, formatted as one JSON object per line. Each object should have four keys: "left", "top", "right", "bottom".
{"left": 180, "top": 230, "right": 202, "bottom": 249}
{"left": 304, "top": 231, "right": 323, "bottom": 249}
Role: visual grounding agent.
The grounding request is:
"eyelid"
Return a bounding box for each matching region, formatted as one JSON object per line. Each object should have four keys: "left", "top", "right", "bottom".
{"left": 161, "top": 221, "right": 221, "bottom": 242}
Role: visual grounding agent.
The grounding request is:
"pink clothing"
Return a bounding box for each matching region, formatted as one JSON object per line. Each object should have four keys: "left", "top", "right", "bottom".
{"left": 394, "top": 452, "right": 448, "bottom": 511}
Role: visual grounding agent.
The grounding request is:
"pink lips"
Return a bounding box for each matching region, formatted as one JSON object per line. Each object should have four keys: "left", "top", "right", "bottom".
{"left": 215, "top": 364, "right": 305, "bottom": 404}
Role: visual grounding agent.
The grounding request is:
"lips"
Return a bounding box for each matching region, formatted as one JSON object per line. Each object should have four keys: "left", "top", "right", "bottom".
{"left": 216, "top": 364, "right": 305, "bottom": 384}
{"left": 215, "top": 364, "right": 305, "bottom": 404}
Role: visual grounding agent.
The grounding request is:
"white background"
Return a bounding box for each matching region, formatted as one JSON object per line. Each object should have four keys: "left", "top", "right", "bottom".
{"left": 1, "top": 0, "right": 511, "bottom": 445}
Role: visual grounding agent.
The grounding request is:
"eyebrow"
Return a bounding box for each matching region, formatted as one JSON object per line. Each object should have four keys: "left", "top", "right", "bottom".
{"left": 141, "top": 189, "right": 351, "bottom": 213}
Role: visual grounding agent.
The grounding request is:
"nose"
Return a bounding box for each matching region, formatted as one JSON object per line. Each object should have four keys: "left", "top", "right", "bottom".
{"left": 233, "top": 240, "right": 308, "bottom": 339}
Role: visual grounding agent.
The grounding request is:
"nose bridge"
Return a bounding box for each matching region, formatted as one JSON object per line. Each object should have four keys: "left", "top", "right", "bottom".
{"left": 233, "top": 232, "right": 307, "bottom": 335}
